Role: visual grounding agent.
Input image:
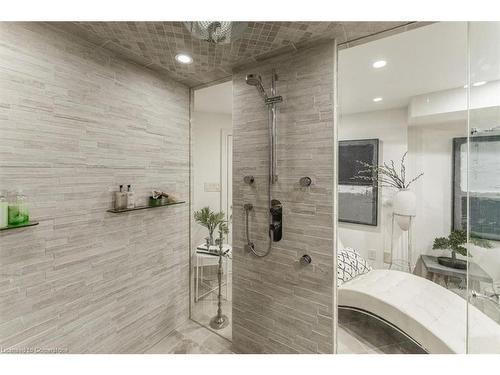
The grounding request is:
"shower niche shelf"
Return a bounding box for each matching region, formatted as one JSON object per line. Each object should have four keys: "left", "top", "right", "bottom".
{"left": 0, "top": 221, "right": 39, "bottom": 231}
{"left": 107, "top": 201, "right": 185, "bottom": 214}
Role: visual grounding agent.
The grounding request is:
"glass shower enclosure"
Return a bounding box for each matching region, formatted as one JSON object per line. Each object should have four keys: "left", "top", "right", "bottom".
{"left": 336, "top": 21, "right": 500, "bottom": 354}
{"left": 466, "top": 21, "right": 500, "bottom": 353}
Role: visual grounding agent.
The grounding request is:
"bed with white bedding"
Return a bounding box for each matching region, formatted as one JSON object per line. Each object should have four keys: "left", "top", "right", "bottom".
{"left": 337, "top": 247, "right": 500, "bottom": 354}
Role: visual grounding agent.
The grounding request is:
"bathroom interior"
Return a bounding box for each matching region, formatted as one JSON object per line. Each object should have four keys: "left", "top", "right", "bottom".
{"left": 1, "top": 20, "right": 500, "bottom": 355}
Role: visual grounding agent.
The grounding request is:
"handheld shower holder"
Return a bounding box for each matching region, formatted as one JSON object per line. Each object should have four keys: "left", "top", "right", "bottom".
{"left": 244, "top": 69, "right": 283, "bottom": 257}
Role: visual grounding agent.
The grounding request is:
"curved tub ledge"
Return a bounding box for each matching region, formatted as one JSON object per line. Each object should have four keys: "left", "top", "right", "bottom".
{"left": 338, "top": 269, "right": 500, "bottom": 354}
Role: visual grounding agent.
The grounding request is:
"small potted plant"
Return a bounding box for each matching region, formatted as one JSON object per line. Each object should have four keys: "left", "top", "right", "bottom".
{"left": 432, "top": 229, "right": 491, "bottom": 269}
{"left": 194, "top": 206, "right": 228, "bottom": 246}
{"left": 354, "top": 152, "right": 424, "bottom": 230}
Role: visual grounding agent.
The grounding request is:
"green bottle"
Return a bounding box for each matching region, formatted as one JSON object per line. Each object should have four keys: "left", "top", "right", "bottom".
{"left": 8, "top": 190, "right": 29, "bottom": 225}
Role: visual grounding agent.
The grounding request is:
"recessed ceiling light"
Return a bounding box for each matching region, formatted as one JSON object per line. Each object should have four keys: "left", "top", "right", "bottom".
{"left": 372, "top": 60, "right": 387, "bottom": 69}
{"left": 472, "top": 81, "right": 487, "bottom": 87}
{"left": 463, "top": 84, "right": 469, "bottom": 89}
{"left": 373, "top": 97, "right": 383, "bottom": 102}
{"left": 175, "top": 53, "right": 193, "bottom": 64}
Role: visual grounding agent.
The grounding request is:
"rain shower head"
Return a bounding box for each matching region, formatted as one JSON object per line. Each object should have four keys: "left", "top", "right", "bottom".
{"left": 246, "top": 74, "right": 267, "bottom": 99}
{"left": 245, "top": 74, "right": 262, "bottom": 86}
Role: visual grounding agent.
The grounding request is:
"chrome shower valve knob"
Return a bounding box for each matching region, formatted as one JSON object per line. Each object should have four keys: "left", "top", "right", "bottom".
{"left": 299, "top": 176, "right": 312, "bottom": 187}
{"left": 300, "top": 254, "right": 312, "bottom": 265}
{"left": 243, "top": 175, "right": 255, "bottom": 185}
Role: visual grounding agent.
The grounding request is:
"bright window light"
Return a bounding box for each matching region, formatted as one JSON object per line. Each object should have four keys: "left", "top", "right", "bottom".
{"left": 373, "top": 97, "right": 383, "bottom": 102}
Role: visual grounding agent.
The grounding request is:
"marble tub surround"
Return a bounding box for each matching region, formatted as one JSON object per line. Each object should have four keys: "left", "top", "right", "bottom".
{"left": 0, "top": 22, "right": 190, "bottom": 353}
{"left": 232, "top": 41, "right": 335, "bottom": 353}
{"left": 338, "top": 269, "right": 500, "bottom": 354}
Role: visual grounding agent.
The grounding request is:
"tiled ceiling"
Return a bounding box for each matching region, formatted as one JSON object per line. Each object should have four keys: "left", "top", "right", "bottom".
{"left": 55, "top": 21, "right": 414, "bottom": 87}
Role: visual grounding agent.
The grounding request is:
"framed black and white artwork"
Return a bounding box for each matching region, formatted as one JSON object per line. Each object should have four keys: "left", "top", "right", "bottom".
{"left": 453, "top": 135, "right": 500, "bottom": 241}
{"left": 338, "top": 139, "right": 379, "bottom": 226}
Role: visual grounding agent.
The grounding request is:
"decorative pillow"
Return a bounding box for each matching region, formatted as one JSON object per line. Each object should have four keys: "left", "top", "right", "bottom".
{"left": 337, "top": 247, "right": 372, "bottom": 286}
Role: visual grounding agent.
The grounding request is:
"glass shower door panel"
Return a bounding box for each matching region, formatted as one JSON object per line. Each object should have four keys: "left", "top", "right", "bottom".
{"left": 467, "top": 21, "right": 500, "bottom": 353}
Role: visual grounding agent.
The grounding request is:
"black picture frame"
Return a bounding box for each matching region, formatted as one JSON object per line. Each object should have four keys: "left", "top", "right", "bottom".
{"left": 338, "top": 139, "right": 379, "bottom": 226}
{"left": 452, "top": 135, "right": 500, "bottom": 241}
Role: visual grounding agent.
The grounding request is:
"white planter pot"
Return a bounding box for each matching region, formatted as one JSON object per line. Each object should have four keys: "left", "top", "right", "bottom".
{"left": 393, "top": 189, "right": 416, "bottom": 231}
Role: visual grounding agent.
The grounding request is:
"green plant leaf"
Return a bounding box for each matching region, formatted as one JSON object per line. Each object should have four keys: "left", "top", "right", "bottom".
{"left": 432, "top": 229, "right": 491, "bottom": 258}
{"left": 432, "top": 237, "right": 449, "bottom": 250}
{"left": 194, "top": 206, "right": 229, "bottom": 239}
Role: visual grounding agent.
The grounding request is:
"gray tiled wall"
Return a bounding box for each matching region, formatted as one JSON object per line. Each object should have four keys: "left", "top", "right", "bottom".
{"left": 0, "top": 23, "right": 190, "bottom": 353}
{"left": 232, "top": 41, "right": 335, "bottom": 353}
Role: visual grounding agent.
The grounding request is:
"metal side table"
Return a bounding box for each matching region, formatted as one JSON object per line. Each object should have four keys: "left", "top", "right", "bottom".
{"left": 419, "top": 255, "right": 492, "bottom": 291}
{"left": 194, "top": 243, "right": 231, "bottom": 302}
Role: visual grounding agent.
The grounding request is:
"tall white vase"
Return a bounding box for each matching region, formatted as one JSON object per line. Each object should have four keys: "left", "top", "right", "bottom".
{"left": 393, "top": 189, "right": 416, "bottom": 231}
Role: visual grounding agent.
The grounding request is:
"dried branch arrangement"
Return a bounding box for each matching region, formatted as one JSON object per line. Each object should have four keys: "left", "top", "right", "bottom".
{"left": 353, "top": 152, "right": 423, "bottom": 189}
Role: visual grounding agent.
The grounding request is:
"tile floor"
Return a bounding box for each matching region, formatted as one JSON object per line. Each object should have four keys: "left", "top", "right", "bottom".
{"left": 145, "top": 310, "right": 425, "bottom": 354}
{"left": 149, "top": 264, "right": 425, "bottom": 355}
{"left": 145, "top": 309, "right": 425, "bottom": 354}
{"left": 191, "top": 267, "right": 232, "bottom": 341}
{"left": 144, "top": 319, "right": 233, "bottom": 354}
{"left": 191, "top": 298, "right": 232, "bottom": 341}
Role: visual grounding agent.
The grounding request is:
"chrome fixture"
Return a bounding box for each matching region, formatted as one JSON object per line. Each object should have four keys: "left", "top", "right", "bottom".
{"left": 184, "top": 22, "right": 247, "bottom": 45}
{"left": 244, "top": 199, "right": 282, "bottom": 257}
{"left": 299, "top": 176, "right": 312, "bottom": 187}
{"left": 244, "top": 70, "right": 284, "bottom": 257}
{"left": 472, "top": 289, "right": 500, "bottom": 307}
{"left": 300, "top": 254, "right": 312, "bottom": 265}
{"left": 245, "top": 70, "right": 282, "bottom": 184}
{"left": 243, "top": 175, "right": 255, "bottom": 185}
{"left": 471, "top": 125, "right": 500, "bottom": 136}
{"left": 245, "top": 74, "right": 267, "bottom": 99}
{"left": 209, "top": 232, "right": 229, "bottom": 330}
{"left": 243, "top": 203, "right": 255, "bottom": 252}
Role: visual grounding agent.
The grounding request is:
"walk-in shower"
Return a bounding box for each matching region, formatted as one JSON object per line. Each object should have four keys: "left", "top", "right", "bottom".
{"left": 244, "top": 70, "right": 283, "bottom": 257}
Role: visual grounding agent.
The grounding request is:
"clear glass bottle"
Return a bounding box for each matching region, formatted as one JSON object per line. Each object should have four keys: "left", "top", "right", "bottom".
{"left": 115, "top": 185, "right": 127, "bottom": 210}
{"left": 126, "top": 184, "right": 135, "bottom": 209}
{"left": 8, "top": 190, "right": 29, "bottom": 225}
{"left": 0, "top": 191, "right": 8, "bottom": 228}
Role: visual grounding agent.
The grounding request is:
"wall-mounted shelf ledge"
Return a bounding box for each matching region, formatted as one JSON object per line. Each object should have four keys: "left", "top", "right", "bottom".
{"left": 107, "top": 201, "right": 185, "bottom": 214}
{"left": 0, "top": 221, "right": 39, "bottom": 231}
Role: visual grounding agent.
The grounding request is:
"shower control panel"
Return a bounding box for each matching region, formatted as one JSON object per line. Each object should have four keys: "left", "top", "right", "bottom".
{"left": 270, "top": 199, "right": 282, "bottom": 242}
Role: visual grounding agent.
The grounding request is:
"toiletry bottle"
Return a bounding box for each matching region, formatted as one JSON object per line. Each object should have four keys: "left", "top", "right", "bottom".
{"left": 126, "top": 185, "right": 135, "bottom": 209}
{"left": 8, "top": 190, "right": 29, "bottom": 225}
{"left": 115, "top": 185, "right": 127, "bottom": 210}
{"left": 0, "top": 191, "right": 8, "bottom": 228}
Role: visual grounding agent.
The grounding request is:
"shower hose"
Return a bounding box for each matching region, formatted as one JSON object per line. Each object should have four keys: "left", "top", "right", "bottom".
{"left": 244, "top": 203, "right": 273, "bottom": 257}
